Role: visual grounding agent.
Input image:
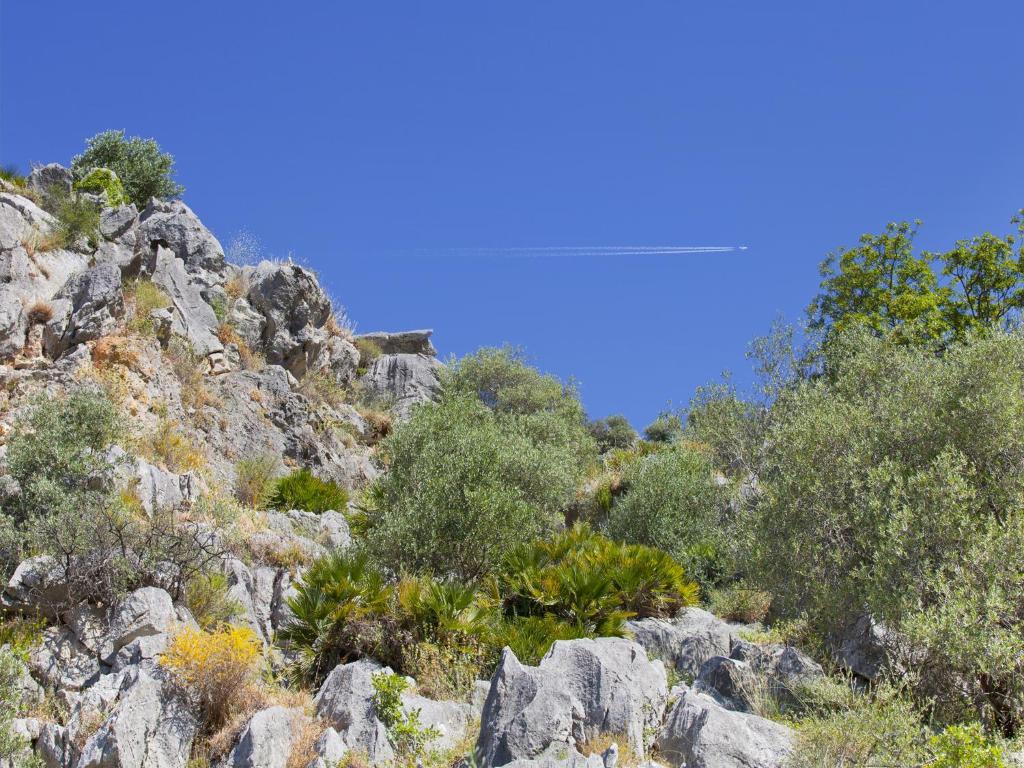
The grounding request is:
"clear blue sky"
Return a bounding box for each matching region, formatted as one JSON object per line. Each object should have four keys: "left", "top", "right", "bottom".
{"left": 3, "top": 2, "right": 1022, "bottom": 428}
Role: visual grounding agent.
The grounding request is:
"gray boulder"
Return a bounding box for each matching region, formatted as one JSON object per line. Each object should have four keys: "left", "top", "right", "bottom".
{"left": 133, "top": 456, "right": 201, "bottom": 516}
{"left": 654, "top": 687, "right": 793, "bottom": 768}
{"left": 354, "top": 329, "right": 436, "bottom": 356}
{"left": 830, "top": 613, "right": 889, "bottom": 681}
{"left": 27, "top": 164, "right": 73, "bottom": 201}
{"left": 136, "top": 199, "right": 226, "bottom": 292}
{"left": 476, "top": 639, "right": 668, "bottom": 768}
{"left": 360, "top": 353, "right": 443, "bottom": 419}
{"left": 103, "top": 587, "right": 179, "bottom": 664}
{"left": 626, "top": 609, "right": 738, "bottom": 680}
{"left": 3, "top": 555, "right": 71, "bottom": 618}
{"left": 99, "top": 204, "right": 138, "bottom": 241}
{"left": 0, "top": 192, "right": 55, "bottom": 251}
{"left": 151, "top": 245, "right": 223, "bottom": 356}
{"left": 305, "top": 728, "right": 348, "bottom": 768}
{"left": 245, "top": 261, "right": 332, "bottom": 378}
{"left": 76, "top": 667, "right": 198, "bottom": 768}
{"left": 500, "top": 742, "right": 604, "bottom": 768}
{"left": 29, "top": 626, "right": 103, "bottom": 692}
{"left": 314, "top": 658, "right": 394, "bottom": 764}
{"left": 402, "top": 693, "right": 474, "bottom": 753}
{"left": 224, "top": 706, "right": 304, "bottom": 768}
{"left": 43, "top": 263, "right": 125, "bottom": 358}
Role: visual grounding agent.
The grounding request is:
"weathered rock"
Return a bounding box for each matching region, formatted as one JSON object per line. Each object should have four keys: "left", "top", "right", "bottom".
{"left": 150, "top": 245, "right": 223, "bottom": 356}
{"left": 136, "top": 199, "right": 226, "bottom": 292}
{"left": 315, "top": 658, "right": 395, "bottom": 764}
{"left": 99, "top": 204, "right": 138, "bottom": 241}
{"left": 29, "top": 626, "right": 103, "bottom": 692}
{"left": 103, "top": 587, "right": 178, "bottom": 664}
{"left": 43, "top": 263, "right": 125, "bottom": 358}
{"left": 500, "top": 742, "right": 604, "bottom": 768}
{"left": 360, "top": 353, "right": 443, "bottom": 419}
{"left": 0, "top": 192, "right": 55, "bottom": 250}
{"left": 403, "top": 693, "right": 474, "bottom": 753}
{"left": 37, "top": 722, "right": 70, "bottom": 768}
{"left": 76, "top": 667, "right": 198, "bottom": 768}
{"left": 354, "top": 330, "right": 436, "bottom": 356}
{"left": 225, "top": 706, "right": 304, "bottom": 768}
{"left": 6, "top": 650, "right": 44, "bottom": 704}
{"left": 245, "top": 261, "right": 332, "bottom": 378}
{"left": 27, "top": 164, "right": 73, "bottom": 200}
{"left": 476, "top": 639, "right": 668, "bottom": 768}
{"left": 626, "top": 609, "right": 738, "bottom": 680}
{"left": 305, "top": 727, "right": 348, "bottom": 768}
{"left": 3, "top": 555, "right": 71, "bottom": 618}
{"left": 132, "top": 455, "right": 201, "bottom": 516}
{"left": 830, "top": 613, "right": 889, "bottom": 681}
{"left": 655, "top": 687, "right": 793, "bottom": 768}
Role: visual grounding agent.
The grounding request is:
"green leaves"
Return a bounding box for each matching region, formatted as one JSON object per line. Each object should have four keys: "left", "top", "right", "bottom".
{"left": 71, "top": 130, "right": 183, "bottom": 207}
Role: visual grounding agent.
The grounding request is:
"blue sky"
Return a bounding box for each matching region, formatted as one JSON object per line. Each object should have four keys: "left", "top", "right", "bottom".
{"left": 2, "top": 1, "right": 1022, "bottom": 428}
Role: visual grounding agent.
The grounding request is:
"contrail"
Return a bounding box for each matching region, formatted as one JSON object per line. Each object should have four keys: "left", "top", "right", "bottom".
{"left": 403, "top": 245, "right": 749, "bottom": 258}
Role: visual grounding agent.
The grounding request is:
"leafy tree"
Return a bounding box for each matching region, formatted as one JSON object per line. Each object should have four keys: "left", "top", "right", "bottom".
{"left": 605, "top": 445, "right": 729, "bottom": 590}
{"left": 71, "top": 130, "right": 184, "bottom": 206}
{"left": 587, "top": 414, "right": 638, "bottom": 453}
{"left": 643, "top": 412, "right": 683, "bottom": 443}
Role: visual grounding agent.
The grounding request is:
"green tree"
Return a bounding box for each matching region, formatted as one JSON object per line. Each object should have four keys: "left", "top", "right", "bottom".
{"left": 588, "top": 414, "right": 638, "bottom": 453}
{"left": 71, "top": 130, "right": 184, "bottom": 207}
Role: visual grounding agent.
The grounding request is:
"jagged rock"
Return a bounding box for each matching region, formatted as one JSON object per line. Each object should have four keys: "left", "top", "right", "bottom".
{"left": 500, "top": 743, "right": 604, "bottom": 768}
{"left": 43, "top": 263, "right": 125, "bottom": 358}
{"left": 150, "top": 245, "right": 223, "bottom": 356}
{"left": 654, "top": 687, "right": 793, "bottom": 768}
{"left": 471, "top": 679, "right": 492, "bottom": 716}
{"left": 315, "top": 658, "right": 395, "bottom": 764}
{"left": 0, "top": 192, "right": 54, "bottom": 250}
{"left": 305, "top": 727, "right": 348, "bottom": 768}
{"left": 102, "top": 587, "right": 178, "bottom": 664}
{"left": 476, "top": 639, "right": 668, "bottom": 768}
{"left": 29, "top": 626, "right": 103, "bottom": 692}
{"left": 355, "top": 330, "right": 436, "bottom": 356}
{"left": 728, "top": 641, "right": 824, "bottom": 683}
{"left": 136, "top": 199, "right": 226, "bottom": 293}
{"left": 693, "top": 656, "right": 759, "bottom": 712}
{"left": 830, "top": 613, "right": 889, "bottom": 681}
{"left": 626, "top": 609, "right": 738, "bottom": 679}
{"left": 403, "top": 693, "right": 475, "bottom": 753}
{"left": 245, "top": 261, "right": 332, "bottom": 378}
{"left": 99, "top": 204, "right": 138, "bottom": 241}
{"left": 76, "top": 666, "right": 198, "bottom": 768}
{"left": 360, "top": 353, "right": 443, "bottom": 419}
{"left": 37, "top": 722, "right": 70, "bottom": 768}
{"left": 27, "top": 164, "right": 73, "bottom": 200}
{"left": 3, "top": 555, "right": 70, "bottom": 618}
{"left": 7, "top": 650, "right": 44, "bottom": 704}
{"left": 224, "top": 706, "right": 304, "bottom": 768}
{"left": 325, "top": 336, "right": 360, "bottom": 385}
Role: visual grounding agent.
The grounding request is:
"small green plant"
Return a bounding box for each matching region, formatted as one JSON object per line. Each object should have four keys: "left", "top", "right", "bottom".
{"left": 354, "top": 338, "right": 382, "bottom": 375}
{"left": 73, "top": 167, "right": 128, "bottom": 207}
{"left": 71, "top": 130, "right": 183, "bottom": 206}
{"left": 371, "top": 671, "right": 440, "bottom": 765}
{"left": 927, "top": 724, "right": 1005, "bottom": 768}
{"left": 267, "top": 469, "right": 349, "bottom": 513}
{"left": 41, "top": 189, "right": 100, "bottom": 251}
{"left": 126, "top": 279, "right": 172, "bottom": 334}
{"left": 0, "top": 164, "right": 27, "bottom": 187}
{"left": 708, "top": 584, "right": 772, "bottom": 624}
{"left": 0, "top": 617, "right": 45, "bottom": 662}
{"left": 186, "top": 572, "right": 245, "bottom": 630}
{"left": 234, "top": 454, "right": 281, "bottom": 508}
{"left": 1, "top": 648, "right": 41, "bottom": 768}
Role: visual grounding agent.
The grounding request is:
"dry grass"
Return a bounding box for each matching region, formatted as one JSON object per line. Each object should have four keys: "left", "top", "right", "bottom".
{"left": 166, "top": 339, "right": 220, "bottom": 413}
{"left": 285, "top": 715, "right": 324, "bottom": 768}
{"left": 25, "top": 299, "right": 53, "bottom": 325}
{"left": 91, "top": 336, "right": 141, "bottom": 369}
{"left": 358, "top": 406, "right": 393, "bottom": 446}
{"left": 125, "top": 279, "right": 172, "bottom": 336}
{"left": 225, "top": 271, "right": 250, "bottom": 302}
{"left": 578, "top": 733, "right": 639, "bottom": 768}
{"left": 138, "top": 417, "right": 207, "bottom": 473}
{"left": 298, "top": 369, "right": 349, "bottom": 410}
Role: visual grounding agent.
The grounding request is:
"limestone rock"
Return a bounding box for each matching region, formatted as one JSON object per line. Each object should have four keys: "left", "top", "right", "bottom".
{"left": 43, "top": 263, "right": 125, "bottom": 358}
{"left": 224, "top": 706, "right": 304, "bottom": 768}
{"left": 354, "top": 330, "right": 436, "bottom": 356}
{"left": 360, "top": 353, "right": 443, "bottom": 419}
{"left": 103, "top": 587, "right": 178, "bottom": 664}
{"left": 314, "top": 658, "right": 394, "bottom": 764}
{"left": 27, "top": 164, "right": 73, "bottom": 201}
{"left": 626, "top": 609, "right": 738, "bottom": 679}
{"left": 29, "top": 626, "right": 103, "bottom": 692}
{"left": 136, "top": 199, "right": 226, "bottom": 293}
{"left": 150, "top": 245, "right": 223, "bottom": 356}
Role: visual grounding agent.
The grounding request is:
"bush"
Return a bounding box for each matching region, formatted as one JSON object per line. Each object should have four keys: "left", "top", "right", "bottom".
{"left": 371, "top": 671, "right": 440, "bottom": 764}
{"left": 41, "top": 188, "right": 100, "bottom": 250}
{"left": 234, "top": 454, "right": 281, "bottom": 508}
{"left": 267, "top": 469, "right": 349, "bottom": 513}
{"left": 708, "top": 584, "right": 772, "bottom": 624}
{"left": 161, "top": 625, "right": 262, "bottom": 732}
{"left": 139, "top": 417, "right": 205, "bottom": 473}
{"left": 742, "top": 329, "right": 1024, "bottom": 734}
{"left": 186, "top": 572, "right": 244, "bottom": 630}
{"left": 71, "top": 130, "right": 183, "bottom": 207}
{"left": 0, "top": 648, "right": 38, "bottom": 768}
{"left": 364, "top": 383, "right": 591, "bottom": 580}
{"left": 643, "top": 412, "right": 683, "bottom": 443}
{"left": 605, "top": 445, "right": 729, "bottom": 590}
{"left": 73, "top": 167, "right": 128, "bottom": 207}
{"left": 0, "top": 164, "right": 27, "bottom": 187}
{"left": 354, "top": 338, "right": 382, "bottom": 374}
{"left": 928, "top": 724, "right": 1006, "bottom": 768}
{"left": 587, "top": 414, "right": 638, "bottom": 453}
{"left": 125, "top": 279, "right": 171, "bottom": 334}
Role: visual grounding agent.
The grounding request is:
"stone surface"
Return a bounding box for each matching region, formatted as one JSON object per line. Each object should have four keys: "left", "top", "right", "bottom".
{"left": 224, "top": 706, "right": 303, "bottom": 768}
{"left": 654, "top": 687, "right": 793, "bottom": 768}
{"left": 476, "top": 639, "right": 668, "bottom": 768}
{"left": 103, "top": 587, "right": 178, "bottom": 663}
{"left": 831, "top": 613, "right": 889, "bottom": 681}
{"left": 27, "top": 163, "right": 73, "bottom": 200}
{"left": 43, "top": 263, "right": 125, "bottom": 358}
{"left": 136, "top": 199, "right": 226, "bottom": 292}
{"left": 354, "top": 329, "right": 436, "bottom": 356}
{"left": 3, "top": 555, "right": 71, "bottom": 618}
{"left": 29, "top": 626, "right": 103, "bottom": 692}
{"left": 315, "top": 658, "right": 395, "bottom": 764}
{"left": 150, "top": 245, "right": 223, "bottom": 356}
{"left": 626, "top": 609, "right": 738, "bottom": 679}
{"left": 360, "top": 353, "right": 443, "bottom": 419}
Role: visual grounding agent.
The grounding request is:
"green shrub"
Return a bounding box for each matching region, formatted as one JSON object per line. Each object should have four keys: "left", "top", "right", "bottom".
{"left": 41, "top": 188, "right": 100, "bottom": 250}
{"left": 1, "top": 648, "right": 40, "bottom": 768}
{"left": 125, "top": 279, "right": 172, "bottom": 334}
{"left": 587, "top": 415, "right": 638, "bottom": 453}
{"left": 267, "top": 469, "right": 348, "bottom": 513}
{"left": 71, "top": 130, "right": 183, "bottom": 207}
{"left": 928, "top": 724, "right": 1006, "bottom": 768}
{"left": 642, "top": 412, "right": 683, "bottom": 443}
{"left": 234, "top": 454, "right": 281, "bottom": 508}
{"left": 363, "top": 392, "right": 586, "bottom": 580}
{"left": 354, "top": 338, "right": 382, "bottom": 374}
{"left": 708, "top": 584, "right": 772, "bottom": 624}
{"left": 73, "top": 167, "right": 128, "bottom": 207}
{"left": 185, "top": 572, "right": 244, "bottom": 630}
{"left": 0, "top": 164, "right": 26, "bottom": 187}
{"left": 605, "top": 445, "right": 729, "bottom": 590}
{"left": 371, "top": 671, "right": 440, "bottom": 764}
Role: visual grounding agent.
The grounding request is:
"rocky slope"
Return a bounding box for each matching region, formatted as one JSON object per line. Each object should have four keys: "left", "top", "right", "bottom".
{"left": 1, "top": 166, "right": 838, "bottom": 768}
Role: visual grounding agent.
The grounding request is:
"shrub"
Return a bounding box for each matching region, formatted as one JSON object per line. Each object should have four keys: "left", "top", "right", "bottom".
{"left": 493, "top": 615, "right": 589, "bottom": 666}
{"left": 371, "top": 671, "right": 440, "bottom": 764}
{"left": 605, "top": 445, "right": 729, "bottom": 590}
{"left": 71, "top": 130, "right": 183, "bottom": 206}
{"left": 0, "top": 648, "right": 37, "bottom": 768}
{"left": 0, "top": 164, "right": 27, "bottom": 187}
{"left": 267, "top": 469, "right": 349, "bottom": 513}
{"left": 73, "top": 167, "right": 128, "bottom": 207}
{"left": 354, "top": 338, "right": 382, "bottom": 374}
{"left": 161, "top": 625, "right": 262, "bottom": 732}
{"left": 234, "top": 454, "right": 281, "bottom": 508}
{"left": 40, "top": 189, "right": 100, "bottom": 251}
{"left": 186, "top": 572, "right": 244, "bottom": 630}
{"left": 642, "top": 412, "right": 683, "bottom": 443}
{"left": 363, "top": 393, "right": 586, "bottom": 580}
{"left": 139, "top": 418, "right": 206, "bottom": 473}
{"left": 708, "top": 584, "right": 772, "bottom": 624}
{"left": 588, "top": 415, "right": 638, "bottom": 453}
{"left": 125, "top": 279, "right": 171, "bottom": 334}
{"left": 928, "top": 724, "right": 1006, "bottom": 768}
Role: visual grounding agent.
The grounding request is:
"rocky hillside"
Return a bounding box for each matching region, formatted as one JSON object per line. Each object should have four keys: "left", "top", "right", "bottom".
{"left": 2, "top": 155, "right": 1021, "bottom": 768}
